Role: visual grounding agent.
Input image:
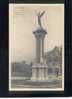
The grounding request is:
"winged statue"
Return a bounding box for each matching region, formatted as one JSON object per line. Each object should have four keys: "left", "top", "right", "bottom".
{"left": 37, "top": 11, "right": 45, "bottom": 28}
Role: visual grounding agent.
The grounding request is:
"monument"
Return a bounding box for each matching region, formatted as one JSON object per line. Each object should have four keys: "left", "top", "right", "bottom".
{"left": 31, "top": 11, "right": 48, "bottom": 81}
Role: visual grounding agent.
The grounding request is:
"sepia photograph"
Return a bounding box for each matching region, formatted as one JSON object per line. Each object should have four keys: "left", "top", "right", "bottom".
{"left": 9, "top": 4, "right": 64, "bottom": 91}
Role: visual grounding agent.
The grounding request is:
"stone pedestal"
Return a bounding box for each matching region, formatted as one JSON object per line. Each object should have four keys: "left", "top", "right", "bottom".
{"left": 31, "top": 64, "right": 48, "bottom": 81}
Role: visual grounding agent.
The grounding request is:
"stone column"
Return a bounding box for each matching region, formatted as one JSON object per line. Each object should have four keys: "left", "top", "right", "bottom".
{"left": 36, "top": 36, "right": 40, "bottom": 63}
{"left": 31, "top": 28, "right": 48, "bottom": 81}
{"left": 34, "top": 29, "right": 46, "bottom": 64}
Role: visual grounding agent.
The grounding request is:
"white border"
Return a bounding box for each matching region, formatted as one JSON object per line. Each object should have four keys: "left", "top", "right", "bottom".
{"left": 9, "top": 4, "right": 64, "bottom": 91}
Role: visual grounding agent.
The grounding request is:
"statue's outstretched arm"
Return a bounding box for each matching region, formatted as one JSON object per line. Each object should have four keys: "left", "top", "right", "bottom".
{"left": 40, "top": 11, "right": 45, "bottom": 18}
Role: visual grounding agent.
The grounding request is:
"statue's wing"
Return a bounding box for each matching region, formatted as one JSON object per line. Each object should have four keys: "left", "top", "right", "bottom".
{"left": 35, "top": 10, "right": 40, "bottom": 16}
{"left": 40, "top": 11, "right": 45, "bottom": 17}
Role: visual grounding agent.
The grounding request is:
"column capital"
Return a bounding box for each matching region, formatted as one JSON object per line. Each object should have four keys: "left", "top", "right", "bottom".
{"left": 33, "top": 27, "right": 47, "bottom": 36}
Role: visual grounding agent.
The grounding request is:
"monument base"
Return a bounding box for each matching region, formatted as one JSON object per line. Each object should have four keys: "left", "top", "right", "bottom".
{"left": 31, "top": 63, "right": 48, "bottom": 81}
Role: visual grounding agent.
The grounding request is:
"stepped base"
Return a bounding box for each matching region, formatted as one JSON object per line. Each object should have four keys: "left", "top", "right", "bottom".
{"left": 31, "top": 63, "right": 48, "bottom": 81}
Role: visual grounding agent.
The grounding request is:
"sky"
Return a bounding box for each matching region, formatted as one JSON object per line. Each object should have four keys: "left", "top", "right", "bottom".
{"left": 9, "top": 4, "right": 64, "bottom": 62}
